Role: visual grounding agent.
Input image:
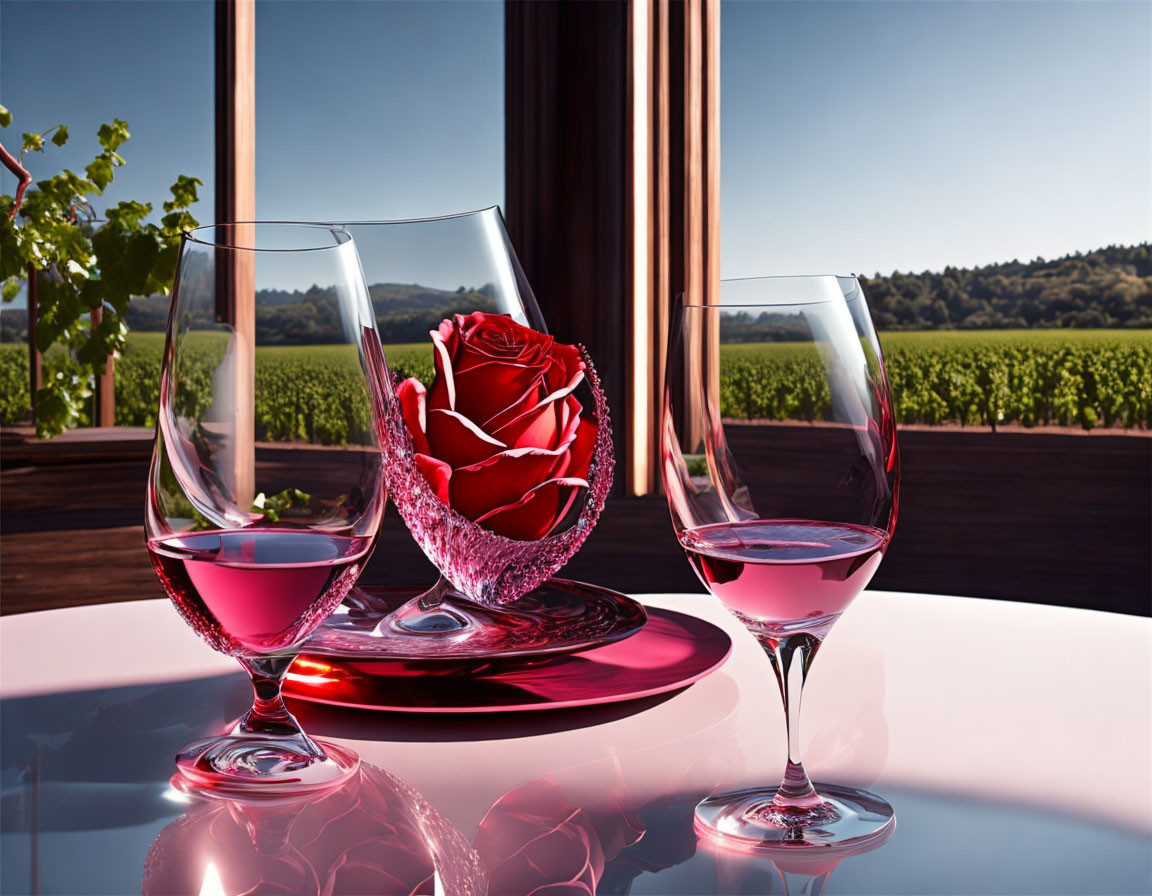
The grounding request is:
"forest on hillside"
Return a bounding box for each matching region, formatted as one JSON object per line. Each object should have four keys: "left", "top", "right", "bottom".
{"left": 860, "top": 243, "right": 1152, "bottom": 330}
{"left": 115, "top": 281, "right": 499, "bottom": 345}
{"left": 1, "top": 243, "right": 1149, "bottom": 344}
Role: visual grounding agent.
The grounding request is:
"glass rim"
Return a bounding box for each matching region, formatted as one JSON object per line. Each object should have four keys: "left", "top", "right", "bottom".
{"left": 680, "top": 274, "right": 861, "bottom": 308}
{"left": 329, "top": 204, "right": 503, "bottom": 227}
{"left": 182, "top": 221, "right": 352, "bottom": 252}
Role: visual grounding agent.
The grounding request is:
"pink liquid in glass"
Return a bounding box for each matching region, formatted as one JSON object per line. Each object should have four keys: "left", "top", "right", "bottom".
{"left": 679, "top": 519, "right": 888, "bottom": 627}
{"left": 148, "top": 529, "right": 371, "bottom": 656}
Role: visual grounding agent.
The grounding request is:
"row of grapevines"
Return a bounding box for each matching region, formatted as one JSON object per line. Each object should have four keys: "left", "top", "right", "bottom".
{"left": 0, "top": 345, "right": 27, "bottom": 424}
{"left": 0, "top": 343, "right": 97, "bottom": 427}
{"left": 717, "top": 335, "right": 1152, "bottom": 429}
{"left": 252, "top": 347, "right": 375, "bottom": 445}
{"left": 718, "top": 345, "right": 832, "bottom": 422}
{"left": 883, "top": 341, "right": 1152, "bottom": 428}
{"left": 110, "top": 340, "right": 380, "bottom": 445}
{"left": 3, "top": 332, "right": 1150, "bottom": 433}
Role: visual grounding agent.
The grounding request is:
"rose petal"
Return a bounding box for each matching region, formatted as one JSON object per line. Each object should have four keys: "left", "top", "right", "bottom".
{"left": 475, "top": 477, "right": 588, "bottom": 541}
{"left": 426, "top": 327, "right": 457, "bottom": 412}
{"left": 490, "top": 397, "right": 563, "bottom": 452}
{"left": 437, "top": 316, "right": 460, "bottom": 353}
{"left": 454, "top": 364, "right": 546, "bottom": 424}
{"left": 555, "top": 393, "right": 584, "bottom": 448}
{"left": 490, "top": 387, "right": 585, "bottom": 454}
{"left": 543, "top": 344, "right": 586, "bottom": 392}
{"left": 562, "top": 417, "right": 598, "bottom": 481}
{"left": 485, "top": 369, "right": 584, "bottom": 433}
{"left": 414, "top": 453, "right": 452, "bottom": 505}
{"left": 448, "top": 447, "right": 569, "bottom": 520}
{"left": 395, "top": 378, "right": 430, "bottom": 455}
{"left": 426, "top": 408, "right": 506, "bottom": 467}
{"left": 456, "top": 312, "right": 554, "bottom": 370}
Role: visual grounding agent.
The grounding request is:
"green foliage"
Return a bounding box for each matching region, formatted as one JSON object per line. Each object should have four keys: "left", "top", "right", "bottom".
{"left": 252, "top": 346, "right": 376, "bottom": 445}
{"left": 719, "top": 344, "right": 831, "bottom": 422}
{"left": 860, "top": 245, "right": 1152, "bottom": 331}
{"left": 382, "top": 341, "right": 435, "bottom": 386}
{"left": 6, "top": 330, "right": 1148, "bottom": 434}
{"left": 107, "top": 336, "right": 387, "bottom": 445}
{"left": 0, "top": 110, "right": 201, "bottom": 436}
{"left": 251, "top": 488, "right": 313, "bottom": 523}
{"left": 0, "top": 344, "right": 28, "bottom": 422}
{"left": 718, "top": 331, "right": 1152, "bottom": 431}
{"left": 6, "top": 331, "right": 1148, "bottom": 433}
{"left": 0, "top": 343, "right": 94, "bottom": 426}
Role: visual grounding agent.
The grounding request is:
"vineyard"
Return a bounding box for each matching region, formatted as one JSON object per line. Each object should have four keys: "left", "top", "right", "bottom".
{"left": 1, "top": 329, "right": 1149, "bottom": 435}
{"left": 721, "top": 330, "right": 1152, "bottom": 430}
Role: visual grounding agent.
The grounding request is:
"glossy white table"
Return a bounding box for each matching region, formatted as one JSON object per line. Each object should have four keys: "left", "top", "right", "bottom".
{"left": 2, "top": 591, "right": 1149, "bottom": 895}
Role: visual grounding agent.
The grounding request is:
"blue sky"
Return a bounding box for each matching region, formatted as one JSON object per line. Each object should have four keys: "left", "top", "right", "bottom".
{"left": 1, "top": 1, "right": 216, "bottom": 223}
{"left": 0, "top": 0, "right": 505, "bottom": 293}
{"left": 722, "top": 0, "right": 1152, "bottom": 278}
{"left": 1, "top": 0, "right": 1148, "bottom": 297}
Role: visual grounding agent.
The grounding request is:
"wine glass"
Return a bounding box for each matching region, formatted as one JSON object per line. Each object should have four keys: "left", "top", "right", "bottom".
{"left": 301, "top": 207, "right": 631, "bottom": 662}
{"left": 662, "top": 275, "right": 899, "bottom": 848}
{"left": 146, "top": 222, "right": 386, "bottom": 794}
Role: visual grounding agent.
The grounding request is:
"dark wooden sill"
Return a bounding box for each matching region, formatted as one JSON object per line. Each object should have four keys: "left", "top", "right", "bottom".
{"left": 2, "top": 427, "right": 1148, "bottom": 617}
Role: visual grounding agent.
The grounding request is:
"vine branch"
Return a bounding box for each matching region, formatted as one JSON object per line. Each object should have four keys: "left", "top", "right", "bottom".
{"left": 0, "top": 138, "right": 32, "bottom": 220}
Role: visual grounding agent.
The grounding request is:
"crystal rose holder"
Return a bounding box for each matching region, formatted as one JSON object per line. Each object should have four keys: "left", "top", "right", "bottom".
{"left": 380, "top": 344, "right": 614, "bottom": 608}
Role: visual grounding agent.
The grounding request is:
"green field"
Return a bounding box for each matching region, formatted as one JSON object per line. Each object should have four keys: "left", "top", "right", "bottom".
{"left": 882, "top": 329, "right": 1152, "bottom": 428}
{"left": 2, "top": 329, "right": 1150, "bottom": 434}
{"left": 721, "top": 329, "right": 1151, "bottom": 429}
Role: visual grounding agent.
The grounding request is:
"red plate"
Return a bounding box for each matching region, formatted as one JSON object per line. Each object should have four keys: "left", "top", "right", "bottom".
{"left": 284, "top": 607, "right": 732, "bottom": 713}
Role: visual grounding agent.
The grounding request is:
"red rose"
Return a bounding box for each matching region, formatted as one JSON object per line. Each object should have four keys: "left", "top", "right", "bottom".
{"left": 397, "top": 312, "right": 597, "bottom": 541}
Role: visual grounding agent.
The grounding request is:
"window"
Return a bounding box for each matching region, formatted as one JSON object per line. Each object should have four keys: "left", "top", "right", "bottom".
{"left": 254, "top": 0, "right": 504, "bottom": 224}
{"left": 0, "top": 0, "right": 214, "bottom": 225}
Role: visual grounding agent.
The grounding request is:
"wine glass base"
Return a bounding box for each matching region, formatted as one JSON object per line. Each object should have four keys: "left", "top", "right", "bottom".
{"left": 694, "top": 784, "right": 895, "bottom": 850}
{"left": 173, "top": 736, "right": 359, "bottom": 797}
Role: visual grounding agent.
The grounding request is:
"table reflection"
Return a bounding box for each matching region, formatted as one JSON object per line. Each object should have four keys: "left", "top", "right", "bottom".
{"left": 468, "top": 763, "right": 893, "bottom": 896}
{"left": 142, "top": 764, "right": 484, "bottom": 896}
{"left": 708, "top": 816, "right": 894, "bottom": 896}
{"left": 141, "top": 756, "right": 718, "bottom": 896}
{"left": 474, "top": 768, "right": 696, "bottom": 895}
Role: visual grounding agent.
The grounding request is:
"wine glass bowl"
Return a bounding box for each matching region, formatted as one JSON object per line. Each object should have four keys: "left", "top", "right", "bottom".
{"left": 146, "top": 222, "right": 385, "bottom": 794}
{"left": 301, "top": 208, "right": 632, "bottom": 662}
{"left": 662, "top": 275, "right": 899, "bottom": 847}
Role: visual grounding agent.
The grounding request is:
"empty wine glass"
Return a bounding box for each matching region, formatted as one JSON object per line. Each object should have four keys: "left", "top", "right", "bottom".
{"left": 146, "top": 222, "right": 386, "bottom": 794}
{"left": 301, "top": 207, "right": 629, "bottom": 662}
{"left": 663, "top": 275, "right": 899, "bottom": 848}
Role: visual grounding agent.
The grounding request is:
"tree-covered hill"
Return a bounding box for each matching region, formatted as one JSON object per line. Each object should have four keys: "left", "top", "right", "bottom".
{"left": 860, "top": 243, "right": 1152, "bottom": 330}
{"left": 2, "top": 243, "right": 1150, "bottom": 343}
{"left": 1, "top": 280, "right": 498, "bottom": 346}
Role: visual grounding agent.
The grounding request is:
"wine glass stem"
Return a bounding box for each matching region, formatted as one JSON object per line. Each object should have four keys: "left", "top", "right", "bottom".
{"left": 417, "top": 574, "right": 455, "bottom": 611}
{"left": 236, "top": 655, "right": 324, "bottom": 756}
{"left": 764, "top": 632, "right": 824, "bottom": 810}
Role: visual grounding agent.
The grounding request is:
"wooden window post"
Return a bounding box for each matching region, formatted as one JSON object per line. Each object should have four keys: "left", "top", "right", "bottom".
{"left": 26, "top": 264, "right": 41, "bottom": 425}
{"left": 215, "top": 0, "right": 256, "bottom": 505}
{"left": 91, "top": 306, "right": 115, "bottom": 426}
{"left": 505, "top": 0, "right": 719, "bottom": 497}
